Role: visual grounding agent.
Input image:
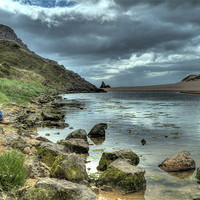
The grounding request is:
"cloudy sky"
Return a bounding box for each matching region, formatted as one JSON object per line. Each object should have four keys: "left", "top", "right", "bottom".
{"left": 0, "top": 0, "right": 200, "bottom": 87}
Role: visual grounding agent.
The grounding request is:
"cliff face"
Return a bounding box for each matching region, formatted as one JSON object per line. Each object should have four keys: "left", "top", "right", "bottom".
{"left": 0, "top": 24, "right": 28, "bottom": 50}
{"left": 0, "top": 24, "right": 100, "bottom": 93}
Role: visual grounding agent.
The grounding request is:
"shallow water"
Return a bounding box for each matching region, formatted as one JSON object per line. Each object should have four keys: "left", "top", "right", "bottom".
{"left": 38, "top": 91, "right": 200, "bottom": 200}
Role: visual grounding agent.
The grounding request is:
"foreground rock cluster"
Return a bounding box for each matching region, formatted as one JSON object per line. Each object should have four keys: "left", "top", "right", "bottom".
{"left": 1, "top": 93, "right": 200, "bottom": 200}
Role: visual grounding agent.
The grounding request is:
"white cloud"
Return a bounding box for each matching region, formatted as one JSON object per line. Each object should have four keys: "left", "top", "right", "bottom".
{"left": 0, "top": 0, "right": 118, "bottom": 25}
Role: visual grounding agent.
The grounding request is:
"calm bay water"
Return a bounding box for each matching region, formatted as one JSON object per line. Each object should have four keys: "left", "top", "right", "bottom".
{"left": 38, "top": 91, "right": 200, "bottom": 200}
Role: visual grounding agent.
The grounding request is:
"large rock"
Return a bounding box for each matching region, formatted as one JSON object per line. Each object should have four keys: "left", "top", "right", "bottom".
{"left": 42, "top": 110, "right": 65, "bottom": 121}
{"left": 66, "top": 129, "right": 87, "bottom": 141}
{"left": 5, "top": 134, "right": 30, "bottom": 151}
{"left": 36, "top": 178, "right": 96, "bottom": 200}
{"left": 97, "top": 149, "right": 140, "bottom": 171}
{"left": 50, "top": 154, "right": 88, "bottom": 182}
{"left": 98, "top": 159, "right": 146, "bottom": 194}
{"left": 36, "top": 142, "right": 70, "bottom": 167}
{"left": 17, "top": 112, "right": 41, "bottom": 127}
{"left": 59, "top": 138, "right": 89, "bottom": 154}
{"left": 88, "top": 123, "right": 107, "bottom": 138}
{"left": 158, "top": 151, "right": 195, "bottom": 172}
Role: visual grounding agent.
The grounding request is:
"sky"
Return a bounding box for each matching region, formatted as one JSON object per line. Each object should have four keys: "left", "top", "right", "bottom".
{"left": 0, "top": 0, "right": 200, "bottom": 87}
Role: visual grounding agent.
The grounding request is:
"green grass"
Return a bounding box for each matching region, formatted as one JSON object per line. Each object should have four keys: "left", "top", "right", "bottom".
{"left": 0, "top": 78, "right": 50, "bottom": 104}
{"left": 0, "top": 40, "right": 72, "bottom": 87}
{"left": 0, "top": 149, "right": 28, "bottom": 191}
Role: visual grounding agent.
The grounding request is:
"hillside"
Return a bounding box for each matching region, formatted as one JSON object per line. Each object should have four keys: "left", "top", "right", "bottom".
{"left": 0, "top": 24, "right": 100, "bottom": 94}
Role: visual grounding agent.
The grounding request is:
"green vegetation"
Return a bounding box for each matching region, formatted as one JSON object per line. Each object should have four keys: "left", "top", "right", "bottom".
{"left": 0, "top": 40, "right": 73, "bottom": 88}
{"left": 36, "top": 146, "right": 58, "bottom": 167}
{"left": 0, "top": 149, "right": 28, "bottom": 191}
{"left": 0, "top": 78, "right": 49, "bottom": 104}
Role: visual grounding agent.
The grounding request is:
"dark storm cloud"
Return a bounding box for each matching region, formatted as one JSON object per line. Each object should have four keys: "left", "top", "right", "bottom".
{"left": 0, "top": 0, "right": 200, "bottom": 86}
{"left": 115, "top": 0, "right": 200, "bottom": 8}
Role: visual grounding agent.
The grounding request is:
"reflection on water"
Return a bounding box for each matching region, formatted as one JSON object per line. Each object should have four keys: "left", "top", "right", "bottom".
{"left": 37, "top": 91, "right": 200, "bottom": 200}
{"left": 89, "top": 137, "right": 105, "bottom": 145}
{"left": 167, "top": 169, "right": 195, "bottom": 179}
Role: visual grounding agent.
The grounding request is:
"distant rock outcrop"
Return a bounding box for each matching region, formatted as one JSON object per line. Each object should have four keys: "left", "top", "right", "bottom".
{"left": 182, "top": 74, "right": 200, "bottom": 82}
{"left": 100, "top": 81, "right": 111, "bottom": 88}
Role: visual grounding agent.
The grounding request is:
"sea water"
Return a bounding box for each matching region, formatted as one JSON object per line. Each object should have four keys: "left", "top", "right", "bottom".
{"left": 38, "top": 91, "right": 200, "bottom": 199}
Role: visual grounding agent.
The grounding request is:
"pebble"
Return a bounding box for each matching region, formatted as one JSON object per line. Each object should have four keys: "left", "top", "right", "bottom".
{"left": 23, "top": 147, "right": 31, "bottom": 154}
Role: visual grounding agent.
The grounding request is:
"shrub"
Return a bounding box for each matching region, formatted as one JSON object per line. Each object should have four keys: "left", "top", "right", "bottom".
{"left": 0, "top": 149, "right": 28, "bottom": 191}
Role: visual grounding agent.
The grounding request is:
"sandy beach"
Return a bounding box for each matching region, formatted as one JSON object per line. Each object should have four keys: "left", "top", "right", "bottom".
{"left": 104, "top": 80, "right": 200, "bottom": 94}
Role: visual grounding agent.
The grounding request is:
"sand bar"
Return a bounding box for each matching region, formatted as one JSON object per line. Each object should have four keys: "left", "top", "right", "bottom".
{"left": 104, "top": 80, "right": 200, "bottom": 94}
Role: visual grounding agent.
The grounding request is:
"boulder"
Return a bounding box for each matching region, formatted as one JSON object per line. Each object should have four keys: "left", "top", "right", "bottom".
{"left": 36, "top": 178, "right": 96, "bottom": 200}
{"left": 36, "top": 142, "right": 70, "bottom": 167}
{"left": 66, "top": 129, "right": 87, "bottom": 141}
{"left": 17, "top": 113, "right": 41, "bottom": 127}
{"left": 88, "top": 123, "right": 107, "bottom": 138}
{"left": 158, "top": 151, "right": 195, "bottom": 172}
{"left": 5, "top": 134, "right": 30, "bottom": 151}
{"left": 50, "top": 154, "right": 88, "bottom": 182}
{"left": 41, "top": 110, "right": 65, "bottom": 121}
{"left": 97, "top": 149, "right": 139, "bottom": 171}
{"left": 98, "top": 159, "right": 146, "bottom": 194}
{"left": 59, "top": 138, "right": 89, "bottom": 154}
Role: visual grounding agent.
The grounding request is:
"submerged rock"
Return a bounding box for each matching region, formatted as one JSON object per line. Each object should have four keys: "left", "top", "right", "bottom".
{"left": 59, "top": 138, "right": 89, "bottom": 154}
{"left": 66, "top": 129, "right": 87, "bottom": 141}
{"left": 97, "top": 149, "right": 139, "bottom": 171}
{"left": 98, "top": 159, "right": 146, "bottom": 194}
{"left": 141, "top": 139, "right": 146, "bottom": 145}
{"left": 158, "top": 151, "right": 195, "bottom": 172}
{"left": 36, "top": 178, "right": 96, "bottom": 200}
{"left": 50, "top": 154, "right": 88, "bottom": 182}
{"left": 88, "top": 123, "right": 107, "bottom": 138}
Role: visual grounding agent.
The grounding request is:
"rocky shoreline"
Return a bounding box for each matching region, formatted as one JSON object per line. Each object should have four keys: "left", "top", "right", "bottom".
{"left": 1, "top": 93, "right": 200, "bottom": 200}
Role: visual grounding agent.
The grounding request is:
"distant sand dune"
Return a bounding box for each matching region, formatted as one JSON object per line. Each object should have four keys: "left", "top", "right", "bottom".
{"left": 104, "top": 80, "right": 200, "bottom": 94}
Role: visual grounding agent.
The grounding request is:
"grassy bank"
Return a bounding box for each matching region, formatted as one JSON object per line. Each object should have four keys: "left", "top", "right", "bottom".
{"left": 0, "top": 78, "right": 50, "bottom": 105}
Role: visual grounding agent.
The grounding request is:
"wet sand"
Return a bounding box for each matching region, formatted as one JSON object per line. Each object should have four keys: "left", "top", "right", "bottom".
{"left": 104, "top": 80, "right": 200, "bottom": 94}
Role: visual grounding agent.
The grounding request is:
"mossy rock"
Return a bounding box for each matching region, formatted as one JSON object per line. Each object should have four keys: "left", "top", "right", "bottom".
{"left": 98, "top": 159, "right": 146, "bottom": 194}
{"left": 35, "top": 178, "right": 96, "bottom": 200}
{"left": 36, "top": 142, "right": 69, "bottom": 167}
{"left": 5, "top": 134, "right": 29, "bottom": 151}
{"left": 196, "top": 167, "right": 200, "bottom": 180}
{"left": 37, "top": 146, "right": 58, "bottom": 167}
{"left": 97, "top": 149, "right": 139, "bottom": 171}
{"left": 50, "top": 155, "right": 88, "bottom": 182}
{"left": 59, "top": 138, "right": 89, "bottom": 154}
{"left": 21, "top": 186, "right": 54, "bottom": 200}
